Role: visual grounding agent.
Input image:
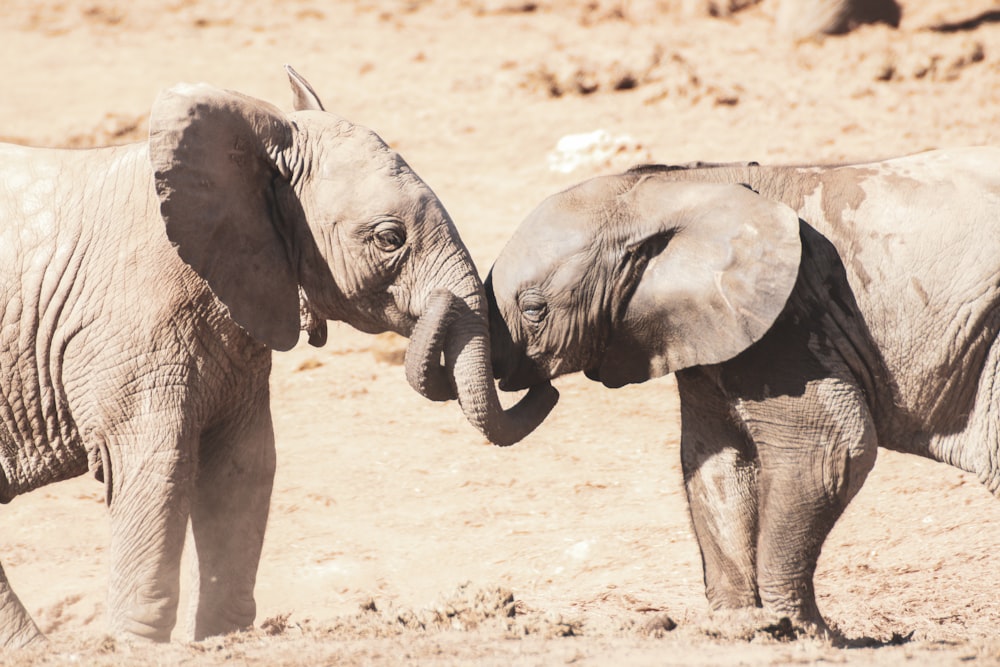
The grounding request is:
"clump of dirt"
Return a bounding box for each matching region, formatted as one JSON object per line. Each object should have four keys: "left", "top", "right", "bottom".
{"left": 641, "top": 613, "right": 679, "bottom": 637}
{"left": 868, "top": 35, "right": 986, "bottom": 82}
{"left": 517, "top": 45, "right": 742, "bottom": 105}
{"left": 462, "top": 0, "right": 763, "bottom": 24}
{"left": 315, "top": 583, "right": 586, "bottom": 639}
{"left": 793, "top": 26, "right": 990, "bottom": 86}
{"left": 18, "top": 0, "right": 130, "bottom": 34}
{"left": 518, "top": 48, "right": 660, "bottom": 97}
{"left": 518, "top": 45, "right": 676, "bottom": 97}
{"left": 259, "top": 612, "right": 296, "bottom": 636}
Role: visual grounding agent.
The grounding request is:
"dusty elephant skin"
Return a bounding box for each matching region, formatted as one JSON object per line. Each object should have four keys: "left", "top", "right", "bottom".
{"left": 0, "top": 66, "right": 555, "bottom": 648}
{"left": 486, "top": 147, "right": 1000, "bottom": 638}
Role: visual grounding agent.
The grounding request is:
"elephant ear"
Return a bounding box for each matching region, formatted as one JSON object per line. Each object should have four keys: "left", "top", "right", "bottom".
{"left": 148, "top": 82, "right": 301, "bottom": 351}
{"left": 597, "top": 179, "right": 802, "bottom": 387}
{"left": 284, "top": 64, "right": 326, "bottom": 111}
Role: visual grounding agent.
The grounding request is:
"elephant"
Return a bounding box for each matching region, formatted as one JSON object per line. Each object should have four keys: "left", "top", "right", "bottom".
{"left": 0, "top": 66, "right": 556, "bottom": 647}
{"left": 485, "top": 147, "right": 1000, "bottom": 636}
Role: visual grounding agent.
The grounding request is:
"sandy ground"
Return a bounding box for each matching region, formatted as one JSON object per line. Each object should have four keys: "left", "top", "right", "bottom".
{"left": 1, "top": 0, "right": 999, "bottom": 664}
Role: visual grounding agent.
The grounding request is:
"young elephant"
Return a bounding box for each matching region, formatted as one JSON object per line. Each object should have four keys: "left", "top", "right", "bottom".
{"left": 486, "top": 147, "right": 1000, "bottom": 635}
{"left": 0, "top": 67, "right": 556, "bottom": 647}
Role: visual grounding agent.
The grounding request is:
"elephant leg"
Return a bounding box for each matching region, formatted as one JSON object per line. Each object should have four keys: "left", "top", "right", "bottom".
{"left": 106, "top": 432, "right": 196, "bottom": 642}
{"left": 0, "top": 562, "right": 44, "bottom": 648}
{"left": 188, "top": 401, "right": 275, "bottom": 640}
{"left": 677, "top": 369, "right": 759, "bottom": 611}
{"left": 744, "top": 376, "right": 877, "bottom": 633}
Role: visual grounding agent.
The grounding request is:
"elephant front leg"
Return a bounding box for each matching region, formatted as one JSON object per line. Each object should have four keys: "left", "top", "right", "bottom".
{"left": 677, "top": 370, "right": 760, "bottom": 612}
{"left": 0, "top": 563, "right": 44, "bottom": 648}
{"left": 188, "top": 404, "right": 275, "bottom": 640}
{"left": 106, "top": 439, "right": 195, "bottom": 642}
{"left": 747, "top": 377, "right": 878, "bottom": 635}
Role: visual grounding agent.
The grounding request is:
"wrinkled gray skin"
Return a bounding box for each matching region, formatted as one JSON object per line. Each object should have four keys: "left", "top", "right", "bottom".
{"left": 0, "top": 67, "right": 555, "bottom": 648}
{"left": 487, "top": 147, "right": 1000, "bottom": 636}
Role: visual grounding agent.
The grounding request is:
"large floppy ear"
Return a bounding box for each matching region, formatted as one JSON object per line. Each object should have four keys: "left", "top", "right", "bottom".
{"left": 285, "top": 65, "right": 325, "bottom": 111}
{"left": 597, "top": 179, "right": 802, "bottom": 387}
{"left": 148, "top": 82, "right": 302, "bottom": 351}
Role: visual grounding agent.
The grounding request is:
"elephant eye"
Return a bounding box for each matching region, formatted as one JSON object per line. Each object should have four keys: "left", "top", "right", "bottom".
{"left": 372, "top": 220, "right": 407, "bottom": 252}
{"left": 523, "top": 307, "right": 546, "bottom": 324}
{"left": 519, "top": 293, "right": 548, "bottom": 326}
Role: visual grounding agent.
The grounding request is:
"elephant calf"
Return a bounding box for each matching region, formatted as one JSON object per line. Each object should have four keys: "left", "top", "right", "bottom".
{"left": 0, "top": 67, "right": 555, "bottom": 647}
{"left": 486, "top": 147, "right": 1000, "bottom": 636}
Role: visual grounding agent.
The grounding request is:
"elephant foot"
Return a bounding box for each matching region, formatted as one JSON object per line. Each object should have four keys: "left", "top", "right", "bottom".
{"left": 112, "top": 626, "right": 171, "bottom": 644}
{"left": 110, "top": 608, "right": 175, "bottom": 644}
{"left": 191, "top": 604, "right": 255, "bottom": 642}
{"left": 758, "top": 615, "right": 839, "bottom": 643}
{"left": 699, "top": 607, "right": 839, "bottom": 643}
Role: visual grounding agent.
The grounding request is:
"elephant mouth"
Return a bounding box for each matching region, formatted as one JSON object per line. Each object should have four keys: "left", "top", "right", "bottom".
{"left": 497, "top": 377, "right": 523, "bottom": 392}
{"left": 496, "top": 359, "right": 549, "bottom": 393}
{"left": 584, "top": 367, "right": 625, "bottom": 389}
{"left": 585, "top": 362, "right": 631, "bottom": 389}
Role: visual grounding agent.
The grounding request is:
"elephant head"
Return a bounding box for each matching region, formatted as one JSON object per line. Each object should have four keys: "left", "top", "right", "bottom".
{"left": 147, "top": 66, "right": 556, "bottom": 446}
{"left": 486, "top": 171, "right": 802, "bottom": 392}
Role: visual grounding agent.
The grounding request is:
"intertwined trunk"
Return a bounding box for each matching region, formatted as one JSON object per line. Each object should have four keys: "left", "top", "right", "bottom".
{"left": 405, "top": 289, "right": 557, "bottom": 447}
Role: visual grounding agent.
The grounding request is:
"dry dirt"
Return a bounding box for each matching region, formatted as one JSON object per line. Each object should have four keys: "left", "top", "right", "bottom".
{"left": 1, "top": 1, "right": 999, "bottom": 665}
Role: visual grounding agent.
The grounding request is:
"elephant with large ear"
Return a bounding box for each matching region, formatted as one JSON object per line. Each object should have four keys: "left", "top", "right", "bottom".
{"left": 486, "top": 147, "right": 1000, "bottom": 636}
{"left": 0, "top": 66, "right": 556, "bottom": 647}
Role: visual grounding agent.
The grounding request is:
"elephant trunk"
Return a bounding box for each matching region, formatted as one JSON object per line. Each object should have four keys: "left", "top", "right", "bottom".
{"left": 405, "top": 289, "right": 558, "bottom": 446}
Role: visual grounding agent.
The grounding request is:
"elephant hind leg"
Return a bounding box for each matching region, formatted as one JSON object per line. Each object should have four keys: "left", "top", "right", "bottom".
{"left": 747, "top": 375, "right": 878, "bottom": 634}
{"left": 0, "top": 562, "right": 44, "bottom": 648}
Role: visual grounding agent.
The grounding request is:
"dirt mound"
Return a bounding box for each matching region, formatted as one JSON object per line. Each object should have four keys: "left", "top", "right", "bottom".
{"left": 315, "top": 583, "right": 585, "bottom": 639}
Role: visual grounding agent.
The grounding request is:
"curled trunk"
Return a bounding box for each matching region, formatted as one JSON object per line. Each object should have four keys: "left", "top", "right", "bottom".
{"left": 405, "top": 289, "right": 558, "bottom": 446}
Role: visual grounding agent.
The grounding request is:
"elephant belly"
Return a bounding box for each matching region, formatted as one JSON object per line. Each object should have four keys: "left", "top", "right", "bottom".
{"left": 0, "top": 399, "right": 90, "bottom": 503}
{"left": 0, "top": 323, "right": 91, "bottom": 503}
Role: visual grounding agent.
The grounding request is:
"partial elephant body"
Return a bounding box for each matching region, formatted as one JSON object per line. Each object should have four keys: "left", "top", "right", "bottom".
{"left": 0, "top": 142, "right": 261, "bottom": 501}
{"left": 0, "top": 140, "right": 274, "bottom": 647}
{"left": 653, "top": 148, "right": 1000, "bottom": 488}
{"left": 0, "top": 69, "right": 554, "bottom": 648}
{"left": 786, "top": 152, "right": 1000, "bottom": 472}
{"left": 671, "top": 149, "right": 1000, "bottom": 629}
{"left": 486, "top": 146, "right": 1000, "bottom": 635}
